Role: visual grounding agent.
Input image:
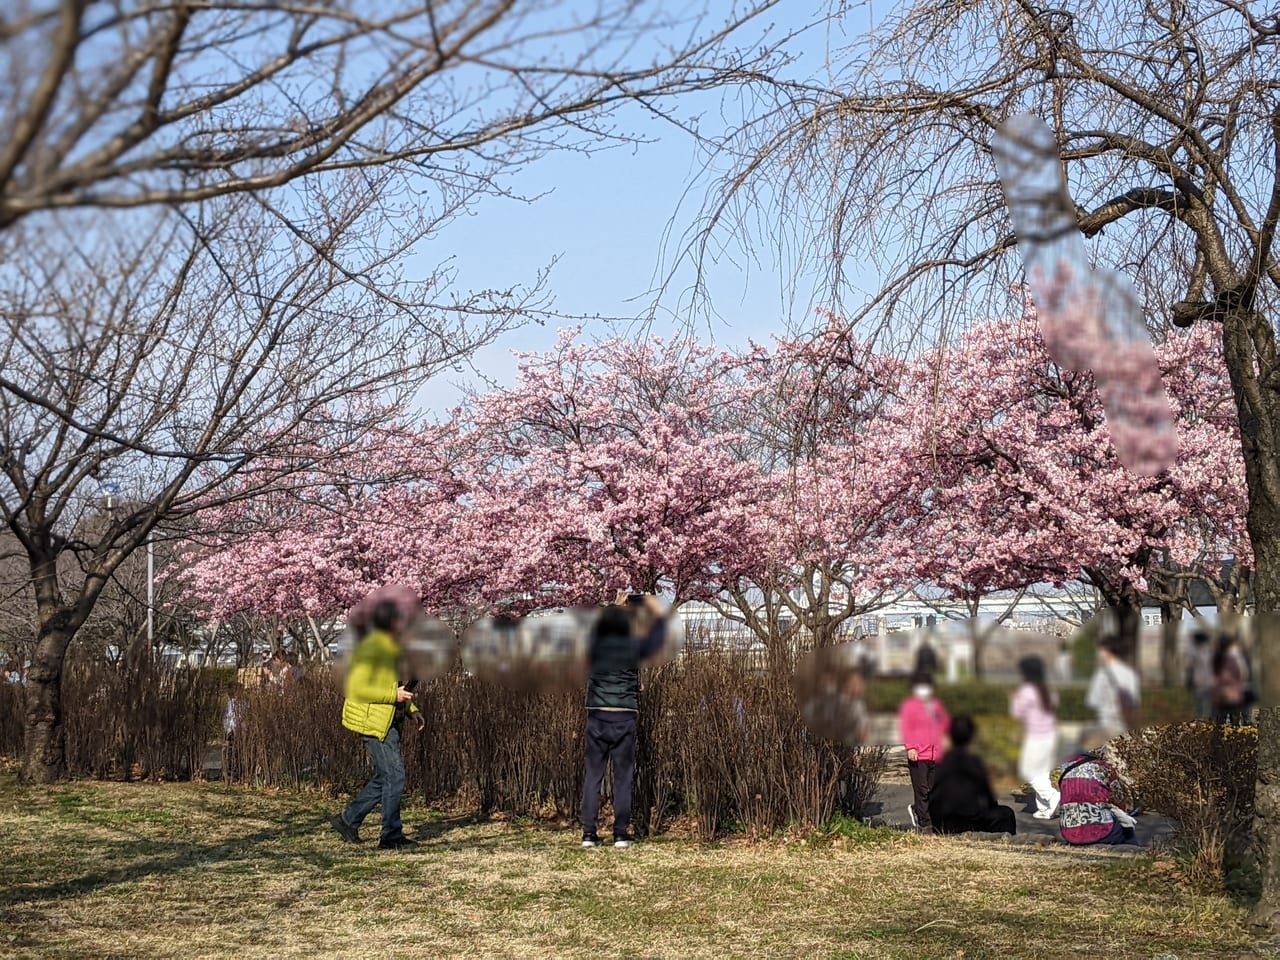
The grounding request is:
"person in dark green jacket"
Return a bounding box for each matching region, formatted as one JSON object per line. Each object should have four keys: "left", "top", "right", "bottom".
{"left": 330, "top": 598, "right": 421, "bottom": 850}
{"left": 580, "top": 592, "right": 668, "bottom": 848}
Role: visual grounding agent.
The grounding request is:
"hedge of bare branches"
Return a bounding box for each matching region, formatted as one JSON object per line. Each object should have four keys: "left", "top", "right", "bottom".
{"left": 0, "top": 654, "right": 887, "bottom": 839}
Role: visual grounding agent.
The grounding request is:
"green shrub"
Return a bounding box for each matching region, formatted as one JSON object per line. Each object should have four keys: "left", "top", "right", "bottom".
{"left": 972, "top": 714, "right": 1022, "bottom": 785}
{"left": 866, "top": 678, "right": 1194, "bottom": 725}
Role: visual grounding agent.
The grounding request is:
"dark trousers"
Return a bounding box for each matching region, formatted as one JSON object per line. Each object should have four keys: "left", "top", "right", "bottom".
{"left": 938, "top": 806, "right": 1017, "bottom": 836}
{"left": 341, "top": 725, "right": 406, "bottom": 843}
{"left": 1098, "top": 820, "right": 1138, "bottom": 845}
{"left": 907, "top": 759, "right": 936, "bottom": 831}
{"left": 1216, "top": 704, "right": 1248, "bottom": 726}
{"left": 581, "top": 710, "right": 637, "bottom": 839}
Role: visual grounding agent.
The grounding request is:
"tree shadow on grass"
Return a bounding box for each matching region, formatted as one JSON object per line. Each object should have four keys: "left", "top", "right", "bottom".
{"left": 2, "top": 810, "right": 380, "bottom": 906}
{"left": 1, "top": 805, "right": 569, "bottom": 908}
{"left": 409, "top": 815, "right": 586, "bottom": 854}
{"left": 405, "top": 813, "right": 483, "bottom": 843}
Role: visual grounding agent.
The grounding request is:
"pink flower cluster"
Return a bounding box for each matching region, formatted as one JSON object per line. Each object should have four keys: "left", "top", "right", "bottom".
{"left": 176, "top": 317, "right": 1247, "bottom": 627}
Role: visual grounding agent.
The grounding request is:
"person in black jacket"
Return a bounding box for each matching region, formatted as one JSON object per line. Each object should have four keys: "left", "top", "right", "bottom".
{"left": 580, "top": 592, "right": 668, "bottom": 848}
{"left": 930, "top": 714, "right": 1016, "bottom": 836}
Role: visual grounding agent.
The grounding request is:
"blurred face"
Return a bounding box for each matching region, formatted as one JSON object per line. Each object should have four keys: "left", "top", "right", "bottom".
{"left": 842, "top": 671, "right": 864, "bottom": 698}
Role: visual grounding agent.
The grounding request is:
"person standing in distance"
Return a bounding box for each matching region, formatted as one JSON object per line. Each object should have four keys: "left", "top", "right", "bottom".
{"left": 1011, "top": 655, "right": 1060, "bottom": 819}
{"left": 581, "top": 591, "right": 668, "bottom": 849}
{"left": 330, "top": 598, "right": 423, "bottom": 850}
{"left": 898, "top": 668, "right": 949, "bottom": 834}
{"left": 1085, "top": 635, "right": 1140, "bottom": 738}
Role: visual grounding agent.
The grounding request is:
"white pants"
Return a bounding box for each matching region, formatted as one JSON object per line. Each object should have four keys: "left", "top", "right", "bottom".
{"left": 1018, "top": 732, "right": 1060, "bottom": 813}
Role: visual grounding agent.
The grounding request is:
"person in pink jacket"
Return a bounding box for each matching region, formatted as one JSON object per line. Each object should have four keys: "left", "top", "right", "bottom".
{"left": 898, "top": 668, "right": 950, "bottom": 833}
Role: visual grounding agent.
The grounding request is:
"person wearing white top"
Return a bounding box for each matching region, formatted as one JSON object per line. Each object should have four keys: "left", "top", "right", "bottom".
{"left": 1085, "top": 638, "right": 1140, "bottom": 737}
{"left": 1011, "top": 655, "right": 1060, "bottom": 819}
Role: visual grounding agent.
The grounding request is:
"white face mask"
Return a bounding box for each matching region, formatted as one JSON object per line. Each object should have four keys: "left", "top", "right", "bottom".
{"left": 913, "top": 684, "right": 933, "bottom": 700}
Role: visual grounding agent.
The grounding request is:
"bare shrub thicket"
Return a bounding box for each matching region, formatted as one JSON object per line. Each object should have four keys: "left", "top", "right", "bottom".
{"left": 0, "top": 680, "right": 23, "bottom": 757}
{"left": 643, "top": 654, "right": 888, "bottom": 839}
{"left": 0, "top": 656, "right": 888, "bottom": 839}
{"left": 1112, "top": 721, "right": 1258, "bottom": 892}
{"left": 61, "top": 655, "right": 225, "bottom": 780}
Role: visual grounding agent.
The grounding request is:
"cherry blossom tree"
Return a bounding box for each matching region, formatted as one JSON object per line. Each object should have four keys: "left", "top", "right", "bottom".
{"left": 181, "top": 333, "right": 779, "bottom": 628}
{"left": 703, "top": 322, "right": 911, "bottom": 667}
{"left": 179, "top": 417, "right": 475, "bottom": 637}
{"left": 883, "top": 299, "right": 1248, "bottom": 670}
{"left": 454, "top": 332, "right": 773, "bottom": 610}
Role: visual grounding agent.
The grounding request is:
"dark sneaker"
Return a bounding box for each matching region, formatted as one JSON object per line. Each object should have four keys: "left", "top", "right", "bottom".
{"left": 378, "top": 834, "right": 419, "bottom": 851}
{"left": 330, "top": 814, "right": 361, "bottom": 844}
{"left": 581, "top": 834, "right": 601, "bottom": 848}
{"left": 613, "top": 837, "right": 633, "bottom": 849}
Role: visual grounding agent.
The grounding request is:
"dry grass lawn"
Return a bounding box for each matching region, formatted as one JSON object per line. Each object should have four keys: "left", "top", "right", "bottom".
{"left": 0, "top": 770, "right": 1271, "bottom": 959}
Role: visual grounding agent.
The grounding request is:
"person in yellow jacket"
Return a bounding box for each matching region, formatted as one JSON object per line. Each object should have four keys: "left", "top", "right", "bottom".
{"left": 330, "top": 598, "right": 422, "bottom": 850}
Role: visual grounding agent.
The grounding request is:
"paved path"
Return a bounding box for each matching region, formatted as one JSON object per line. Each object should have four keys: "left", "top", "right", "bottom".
{"left": 865, "top": 759, "right": 1178, "bottom": 853}
{"left": 864, "top": 713, "right": 1177, "bottom": 851}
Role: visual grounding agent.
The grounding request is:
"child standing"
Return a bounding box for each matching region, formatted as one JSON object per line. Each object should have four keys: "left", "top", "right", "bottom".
{"left": 1011, "top": 655, "right": 1061, "bottom": 819}
{"left": 898, "top": 669, "right": 949, "bottom": 833}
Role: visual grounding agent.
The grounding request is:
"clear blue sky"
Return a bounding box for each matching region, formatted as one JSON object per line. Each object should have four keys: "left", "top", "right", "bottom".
{"left": 412, "top": 1, "right": 884, "bottom": 414}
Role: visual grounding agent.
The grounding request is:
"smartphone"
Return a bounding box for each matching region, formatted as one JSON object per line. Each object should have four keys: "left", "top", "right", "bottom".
{"left": 403, "top": 678, "right": 420, "bottom": 692}
{"left": 626, "top": 593, "right": 646, "bottom": 606}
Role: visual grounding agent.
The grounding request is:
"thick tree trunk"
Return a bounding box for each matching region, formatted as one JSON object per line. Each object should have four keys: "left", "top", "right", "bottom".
{"left": 20, "top": 619, "right": 75, "bottom": 784}
{"left": 1083, "top": 569, "right": 1144, "bottom": 668}
{"left": 1159, "top": 600, "right": 1182, "bottom": 688}
{"left": 1108, "top": 586, "right": 1145, "bottom": 669}
{"left": 970, "top": 621, "right": 987, "bottom": 681}
{"left": 1220, "top": 305, "right": 1280, "bottom": 933}
{"left": 1248, "top": 564, "right": 1279, "bottom": 934}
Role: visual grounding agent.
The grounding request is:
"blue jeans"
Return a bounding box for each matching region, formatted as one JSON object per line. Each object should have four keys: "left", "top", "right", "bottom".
{"left": 341, "top": 725, "right": 406, "bottom": 843}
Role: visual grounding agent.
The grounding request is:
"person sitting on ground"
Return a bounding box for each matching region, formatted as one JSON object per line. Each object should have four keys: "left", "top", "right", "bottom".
{"left": 930, "top": 715, "right": 1016, "bottom": 836}
{"left": 1058, "top": 751, "right": 1138, "bottom": 846}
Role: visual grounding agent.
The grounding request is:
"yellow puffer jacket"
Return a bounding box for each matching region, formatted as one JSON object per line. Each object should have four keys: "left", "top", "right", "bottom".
{"left": 341, "top": 629, "right": 416, "bottom": 740}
